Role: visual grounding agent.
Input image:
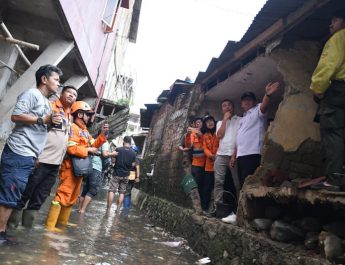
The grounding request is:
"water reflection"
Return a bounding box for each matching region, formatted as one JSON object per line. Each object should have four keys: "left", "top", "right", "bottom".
{"left": 0, "top": 189, "right": 198, "bottom": 265}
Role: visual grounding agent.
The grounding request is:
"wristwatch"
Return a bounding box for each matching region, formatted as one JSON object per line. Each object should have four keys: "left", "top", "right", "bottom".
{"left": 37, "top": 117, "right": 44, "bottom": 126}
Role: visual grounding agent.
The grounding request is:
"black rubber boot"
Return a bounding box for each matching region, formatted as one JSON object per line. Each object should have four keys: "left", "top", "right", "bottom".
{"left": 22, "top": 209, "right": 38, "bottom": 228}
{"left": 8, "top": 209, "right": 22, "bottom": 229}
{"left": 0, "top": 231, "right": 7, "bottom": 245}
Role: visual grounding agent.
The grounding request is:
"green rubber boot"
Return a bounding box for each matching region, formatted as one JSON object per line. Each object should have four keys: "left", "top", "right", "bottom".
{"left": 22, "top": 209, "right": 38, "bottom": 228}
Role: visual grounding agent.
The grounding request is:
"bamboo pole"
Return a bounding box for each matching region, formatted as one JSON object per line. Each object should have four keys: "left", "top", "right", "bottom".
{"left": 0, "top": 35, "right": 39, "bottom": 50}
{"left": 0, "top": 22, "right": 33, "bottom": 66}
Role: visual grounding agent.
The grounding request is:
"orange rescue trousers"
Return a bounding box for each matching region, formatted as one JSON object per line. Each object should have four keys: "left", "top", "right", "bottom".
{"left": 54, "top": 159, "right": 83, "bottom": 207}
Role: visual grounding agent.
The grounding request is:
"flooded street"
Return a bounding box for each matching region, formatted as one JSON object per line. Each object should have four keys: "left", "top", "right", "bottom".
{"left": 0, "top": 189, "right": 199, "bottom": 265}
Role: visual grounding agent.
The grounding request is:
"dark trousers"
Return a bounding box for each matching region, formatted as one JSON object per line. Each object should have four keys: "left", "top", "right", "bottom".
{"left": 17, "top": 163, "right": 59, "bottom": 210}
{"left": 319, "top": 81, "right": 345, "bottom": 186}
{"left": 237, "top": 154, "right": 261, "bottom": 188}
{"left": 81, "top": 169, "right": 102, "bottom": 198}
{"left": 191, "top": 165, "right": 206, "bottom": 210}
{"left": 202, "top": 171, "right": 214, "bottom": 211}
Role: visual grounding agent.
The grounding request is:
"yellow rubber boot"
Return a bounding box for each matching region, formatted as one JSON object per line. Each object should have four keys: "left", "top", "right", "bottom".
{"left": 45, "top": 203, "right": 63, "bottom": 232}
{"left": 57, "top": 206, "right": 77, "bottom": 227}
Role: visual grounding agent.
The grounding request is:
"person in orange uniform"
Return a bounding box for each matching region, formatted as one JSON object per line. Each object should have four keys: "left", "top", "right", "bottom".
{"left": 45, "top": 101, "right": 108, "bottom": 232}
{"left": 14, "top": 85, "right": 77, "bottom": 228}
{"left": 202, "top": 116, "right": 219, "bottom": 213}
{"left": 185, "top": 117, "right": 205, "bottom": 210}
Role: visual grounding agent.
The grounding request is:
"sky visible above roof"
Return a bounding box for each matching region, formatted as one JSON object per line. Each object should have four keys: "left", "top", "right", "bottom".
{"left": 126, "top": 0, "right": 267, "bottom": 113}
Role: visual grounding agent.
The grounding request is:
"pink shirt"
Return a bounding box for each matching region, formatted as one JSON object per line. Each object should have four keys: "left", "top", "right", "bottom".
{"left": 236, "top": 104, "right": 266, "bottom": 157}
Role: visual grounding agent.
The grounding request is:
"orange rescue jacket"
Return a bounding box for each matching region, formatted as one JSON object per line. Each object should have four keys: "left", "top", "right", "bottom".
{"left": 67, "top": 120, "right": 106, "bottom": 158}
{"left": 203, "top": 132, "right": 219, "bottom": 172}
{"left": 185, "top": 132, "right": 205, "bottom": 167}
{"left": 51, "top": 99, "right": 72, "bottom": 128}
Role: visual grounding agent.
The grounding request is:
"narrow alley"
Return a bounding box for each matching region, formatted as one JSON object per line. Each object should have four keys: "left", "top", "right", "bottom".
{"left": 0, "top": 189, "right": 199, "bottom": 265}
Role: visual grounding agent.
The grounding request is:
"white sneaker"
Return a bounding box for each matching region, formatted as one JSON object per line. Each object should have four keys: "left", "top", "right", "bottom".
{"left": 221, "top": 213, "right": 236, "bottom": 224}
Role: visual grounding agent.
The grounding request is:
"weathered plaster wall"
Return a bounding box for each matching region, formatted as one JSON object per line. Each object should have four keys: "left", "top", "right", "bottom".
{"left": 144, "top": 103, "right": 172, "bottom": 156}
{"left": 0, "top": 43, "right": 20, "bottom": 151}
{"left": 268, "top": 40, "right": 321, "bottom": 151}
{"left": 0, "top": 43, "right": 19, "bottom": 103}
{"left": 257, "top": 40, "right": 323, "bottom": 179}
{"left": 197, "top": 99, "right": 223, "bottom": 120}
{"left": 140, "top": 85, "right": 205, "bottom": 206}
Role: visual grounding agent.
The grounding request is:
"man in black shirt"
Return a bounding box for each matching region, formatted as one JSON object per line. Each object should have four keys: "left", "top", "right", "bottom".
{"left": 106, "top": 136, "right": 136, "bottom": 213}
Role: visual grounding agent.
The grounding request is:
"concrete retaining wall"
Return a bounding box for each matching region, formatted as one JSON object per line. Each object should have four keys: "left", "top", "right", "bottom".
{"left": 132, "top": 188, "right": 327, "bottom": 265}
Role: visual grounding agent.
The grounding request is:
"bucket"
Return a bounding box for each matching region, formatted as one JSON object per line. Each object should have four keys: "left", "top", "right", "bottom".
{"left": 181, "top": 173, "right": 197, "bottom": 194}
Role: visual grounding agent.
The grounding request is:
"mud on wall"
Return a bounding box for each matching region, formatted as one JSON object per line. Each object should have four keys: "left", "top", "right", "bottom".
{"left": 261, "top": 40, "right": 323, "bottom": 178}
{"left": 140, "top": 85, "right": 205, "bottom": 207}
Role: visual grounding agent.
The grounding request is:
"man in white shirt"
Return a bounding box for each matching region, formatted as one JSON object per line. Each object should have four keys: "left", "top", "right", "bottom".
{"left": 213, "top": 99, "right": 241, "bottom": 215}
{"left": 237, "top": 83, "right": 280, "bottom": 187}
{"left": 221, "top": 82, "right": 280, "bottom": 224}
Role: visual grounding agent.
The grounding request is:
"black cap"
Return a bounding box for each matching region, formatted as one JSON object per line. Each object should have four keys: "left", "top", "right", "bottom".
{"left": 241, "top": 92, "right": 256, "bottom": 101}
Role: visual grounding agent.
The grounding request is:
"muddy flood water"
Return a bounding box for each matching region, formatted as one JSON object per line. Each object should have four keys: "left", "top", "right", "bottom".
{"left": 0, "top": 189, "right": 200, "bottom": 265}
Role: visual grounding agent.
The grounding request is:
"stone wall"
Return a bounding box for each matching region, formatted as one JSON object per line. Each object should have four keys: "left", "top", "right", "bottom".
{"left": 132, "top": 188, "right": 327, "bottom": 265}
{"left": 140, "top": 85, "right": 205, "bottom": 206}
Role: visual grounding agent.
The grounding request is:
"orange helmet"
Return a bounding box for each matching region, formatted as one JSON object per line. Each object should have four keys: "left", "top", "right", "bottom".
{"left": 71, "top": 101, "right": 95, "bottom": 114}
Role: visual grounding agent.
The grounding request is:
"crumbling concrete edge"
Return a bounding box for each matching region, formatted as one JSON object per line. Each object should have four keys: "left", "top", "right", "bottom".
{"left": 131, "top": 187, "right": 328, "bottom": 265}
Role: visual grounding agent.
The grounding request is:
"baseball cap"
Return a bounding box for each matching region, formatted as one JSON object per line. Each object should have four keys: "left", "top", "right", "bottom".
{"left": 241, "top": 92, "right": 257, "bottom": 101}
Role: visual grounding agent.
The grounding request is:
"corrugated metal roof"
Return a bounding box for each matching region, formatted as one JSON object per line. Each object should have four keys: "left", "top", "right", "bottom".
{"left": 157, "top": 90, "right": 170, "bottom": 104}
{"left": 167, "top": 80, "right": 193, "bottom": 105}
{"left": 140, "top": 104, "right": 160, "bottom": 128}
{"left": 195, "top": 41, "right": 239, "bottom": 82}
{"left": 195, "top": 0, "right": 309, "bottom": 84}
{"left": 241, "top": 0, "right": 305, "bottom": 43}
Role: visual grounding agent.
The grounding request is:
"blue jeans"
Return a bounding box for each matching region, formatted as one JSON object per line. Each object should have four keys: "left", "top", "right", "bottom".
{"left": 81, "top": 169, "right": 102, "bottom": 198}
{"left": 0, "top": 145, "right": 35, "bottom": 208}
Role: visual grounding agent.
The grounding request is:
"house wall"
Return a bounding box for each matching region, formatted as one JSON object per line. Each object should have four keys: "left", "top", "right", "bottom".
{"left": 140, "top": 85, "right": 204, "bottom": 206}
{"left": 0, "top": 43, "right": 18, "bottom": 103}
{"left": 59, "top": 0, "right": 117, "bottom": 96}
{"left": 103, "top": 0, "right": 136, "bottom": 102}
{"left": 141, "top": 39, "right": 325, "bottom": 209}
{"left": 260, "top": 40, "right": 323, "bottom": 179}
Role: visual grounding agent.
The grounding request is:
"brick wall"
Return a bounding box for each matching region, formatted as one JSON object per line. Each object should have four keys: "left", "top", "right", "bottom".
{"left": 140, "top": 85, "right": 204, "bottom": 206}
